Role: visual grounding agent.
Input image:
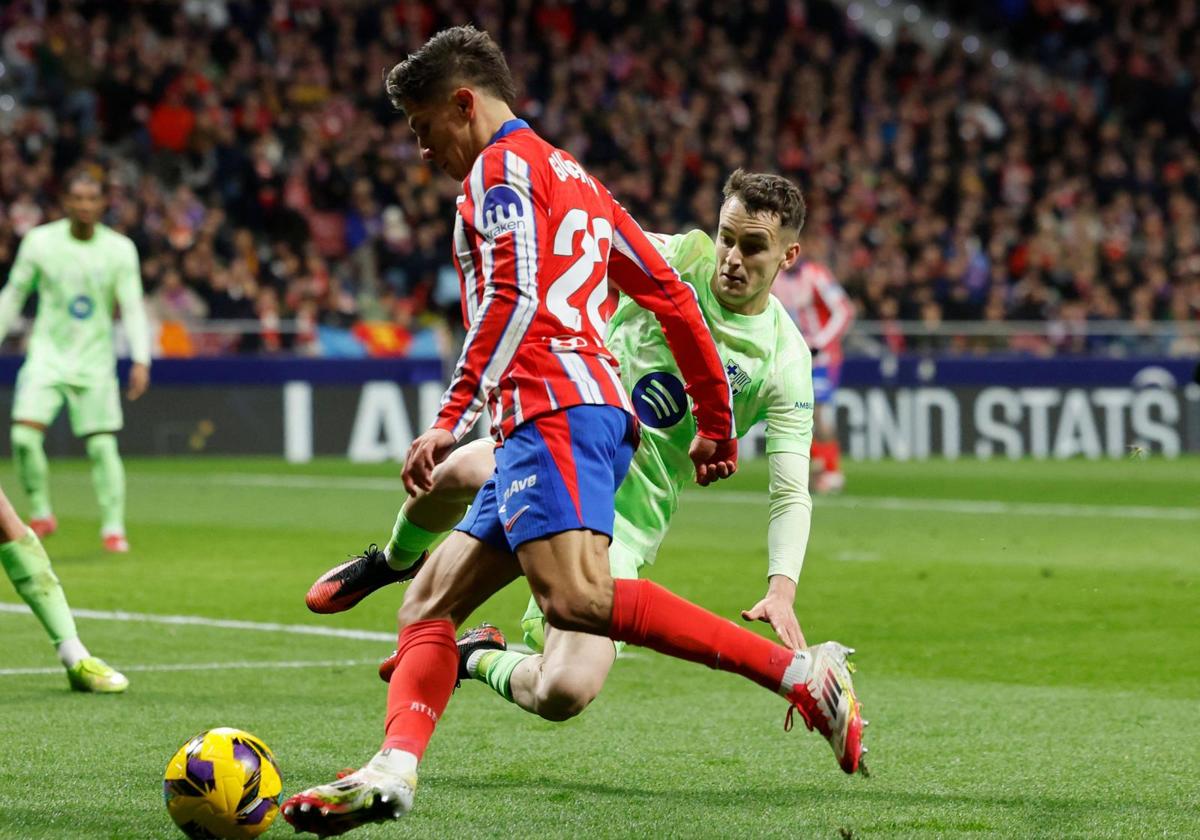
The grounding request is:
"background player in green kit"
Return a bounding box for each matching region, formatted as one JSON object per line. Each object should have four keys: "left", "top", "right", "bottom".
{"left": 0, "top": 170, "right": 151, "bottom": 553}
{"left": 305, "top": 170, "right": 861, "bottom": 767}
{"left": 0, "top": 479, "right": 128, "bottom": 691}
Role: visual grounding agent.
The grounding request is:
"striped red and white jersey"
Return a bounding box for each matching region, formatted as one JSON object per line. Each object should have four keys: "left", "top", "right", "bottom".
{"left": 435, "top": 119, "right": 733, "bottom": 443}
{"left": 773, "top": 259, "right": 854, "bottom": 367}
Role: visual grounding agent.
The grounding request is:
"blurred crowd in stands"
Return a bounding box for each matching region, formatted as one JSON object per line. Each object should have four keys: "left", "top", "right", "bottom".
{"left": 0, "top": 0, "right": 1198, "bottom": 357}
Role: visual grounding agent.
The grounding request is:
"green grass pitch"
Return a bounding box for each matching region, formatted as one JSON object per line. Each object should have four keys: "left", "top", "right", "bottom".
{"left": 0, "top": 456, "right": 1197, "bottom": 839}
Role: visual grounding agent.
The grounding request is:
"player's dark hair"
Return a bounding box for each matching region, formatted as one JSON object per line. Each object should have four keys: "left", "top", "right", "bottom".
{"left": 385, "top": 25, "right": 517, "bottom": 111}
{"left": 64, "top": 167, "right": 104, "bottom": 194}
{"left": 722, "top": 169, "right": 806, "bottom": 237}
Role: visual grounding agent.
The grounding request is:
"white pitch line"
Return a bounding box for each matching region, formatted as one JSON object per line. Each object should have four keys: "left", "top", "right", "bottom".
{"left": 0, "top": 602, "right": 397, "bottom": 641}
{"left": 0, "top": 658, "right": 379, "bottom": 677}
{"left": 0, "top": 603, "right": 541, "bottom": 655}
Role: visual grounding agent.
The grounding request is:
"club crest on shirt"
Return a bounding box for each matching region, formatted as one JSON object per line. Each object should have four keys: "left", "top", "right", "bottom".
{"left": 480, "top": 184, "right": 529, "bottom": 242}
{"left": 725, "top": 359, "right": 751, "bottom": 396}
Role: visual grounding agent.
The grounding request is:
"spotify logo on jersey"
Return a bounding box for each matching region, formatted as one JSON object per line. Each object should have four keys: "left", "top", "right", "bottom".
{"left": 631, "top": 372, "right": 687, "bottom": 428}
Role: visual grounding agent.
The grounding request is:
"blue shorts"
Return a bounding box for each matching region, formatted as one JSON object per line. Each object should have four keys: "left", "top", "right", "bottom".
{"left": 813, "top": 363, "right": 841, "bottom": 405}
{"left": 455, "top": 405, "right": 636, "bottom": 551}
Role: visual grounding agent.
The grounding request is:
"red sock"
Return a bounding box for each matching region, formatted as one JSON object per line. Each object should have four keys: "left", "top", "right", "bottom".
{"left": 825, "top": 440, "right": 841, "bottom": 473}
{"left": 381, "top": 619, "right": 458, "bottom": 759}
{"left": 609, "top": 579, "right": 793, "bottom": 693}
{"left": 810, "top": 440, "right": 831, "bottom": 472}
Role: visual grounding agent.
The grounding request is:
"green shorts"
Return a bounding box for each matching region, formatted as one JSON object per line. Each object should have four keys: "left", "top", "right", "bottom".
{"left": 520, "top": 538, "right": 645, "bottom": 653}
{"left": 12, "top": 365, "right": 123, "bottom": 436}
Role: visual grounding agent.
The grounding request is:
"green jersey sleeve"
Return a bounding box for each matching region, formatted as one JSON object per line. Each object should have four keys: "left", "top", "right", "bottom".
{"left": 763, "top": 314, "right": 815, "bottom": 456}
{"left": 0, "top": 230, "right": 40, "bottom": 339}
{"left": 114, "top": 238, "right": 151, "bottom": 366}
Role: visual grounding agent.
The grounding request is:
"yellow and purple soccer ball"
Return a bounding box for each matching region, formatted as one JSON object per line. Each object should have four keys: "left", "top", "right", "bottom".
{"left": 163, "top": 728, "right": 282, "bottom": 839}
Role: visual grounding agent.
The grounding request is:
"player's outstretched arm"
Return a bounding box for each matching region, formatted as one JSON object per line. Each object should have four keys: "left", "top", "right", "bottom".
{"left": 739, "top": 451, "right": 812, "bottom": 648}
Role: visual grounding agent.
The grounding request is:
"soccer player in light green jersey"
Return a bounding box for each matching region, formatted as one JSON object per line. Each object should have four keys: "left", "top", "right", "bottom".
{"left": 306, "top": 172, "right": 859, "bottom": 750}
{"left": 0, "top": 171, "right": 151, "bottom": 553}
{"left": 0, "top": 480, "right": 128, "bottom": 691}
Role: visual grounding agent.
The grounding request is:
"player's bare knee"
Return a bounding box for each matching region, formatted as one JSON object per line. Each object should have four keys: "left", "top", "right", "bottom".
{"left": 534, "top": 677, "right": 596, "bottom": 721}
{"left": 429, "top": 440, "right": 493, "bottom": 502}
{"left": 534, "top": 663, "right": 602, "bottom": 721}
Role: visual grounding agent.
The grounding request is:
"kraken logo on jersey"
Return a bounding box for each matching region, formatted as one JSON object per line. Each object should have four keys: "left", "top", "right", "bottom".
{"left": 631, "top": 372, "right": 688, "bottom": 428}
{"left": 68, "top": 294, "right": 95, "bottom": 320}
{"left": 480, "top": 184, "right": 529, "bottom": 242}
{"left": 725, "top": 359, "right": 751, "bottom": 396}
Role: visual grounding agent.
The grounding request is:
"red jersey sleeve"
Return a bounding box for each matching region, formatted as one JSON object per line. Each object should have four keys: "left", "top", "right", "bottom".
{"left": 809, "top": 264, "right": 854, "bottom": 351}
{"left": 434, "top": 149, "right": 542, "bottom": 440}
{"left": 607, "top": 200, "right": 735, "bottom": 440}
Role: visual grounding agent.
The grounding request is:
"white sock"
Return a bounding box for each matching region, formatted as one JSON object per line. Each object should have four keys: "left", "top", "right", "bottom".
{"left": 778, "top": 650, "right": 813, "bottom": 695}
{"left": 369, "top": 748, "right": 419, "bottom": 778}
{"left": 464, "top": 649, "right": 489, "bottom": 677}
{"left": 57, "top": 637, "right": 90, "bottom": 668}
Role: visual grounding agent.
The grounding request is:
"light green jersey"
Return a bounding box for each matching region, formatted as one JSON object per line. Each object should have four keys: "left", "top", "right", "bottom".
{"left": 0, "top": 219, "right": 150, "bottom": 385}
{"left": 608, "top": 229, "right": 814, "bottom": 563}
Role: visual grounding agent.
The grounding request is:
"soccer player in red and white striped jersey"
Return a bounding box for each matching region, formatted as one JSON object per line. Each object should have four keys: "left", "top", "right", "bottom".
{"left": 774, "top": 258, "right": 855, "bottom": 492}
{"left": 284, "top": 27, "right": 861, "bottom": 836}
{"left": 436, "top": 122, "right": 732, "bottom": 444}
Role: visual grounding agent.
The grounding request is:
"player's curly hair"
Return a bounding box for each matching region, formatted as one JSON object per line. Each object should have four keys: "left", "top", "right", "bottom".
{"left": 722, "top": 169, "right": 806, "bottom": 237}
{"left": 385, "top": 25, "right": 517, "bottom": 111}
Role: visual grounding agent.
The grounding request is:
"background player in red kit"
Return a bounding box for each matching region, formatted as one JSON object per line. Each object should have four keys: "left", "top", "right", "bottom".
{"left": 283, "top": 26, "right": 863, "bottom": 836}
{"left": 774, "top": 250, "right": 854, "bottom": 493}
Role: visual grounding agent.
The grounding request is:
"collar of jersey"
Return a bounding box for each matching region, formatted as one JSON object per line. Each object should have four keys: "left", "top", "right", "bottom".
{"left": 488, "top": 118, "right": 530, "bottom": 146}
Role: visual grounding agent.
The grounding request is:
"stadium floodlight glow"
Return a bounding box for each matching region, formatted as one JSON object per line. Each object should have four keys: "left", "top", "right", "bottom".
{"left": 992, "top": 50, "right": 1010, "bottom": 69}
{"left": 0, "top": 61, "right": 6, "bottom": 78}
{"left": 932, "top": 21, "right": 950, "bottom": 39}
{"left": 963, "top": 35, "right": 980, "bottom": 54}
{"left": 875, "top": 19, "right": 894, "bottom": 38}
{"left": 903, "top": 4, "right": 921, "bottom": 22}
{"left": 0, "top": 95, "right": 14, "bottom": 112}
{"left": 876, "top": 0, "right": 893, "bottom": 8}
{"left": 847, "top": 3, "right": 865, "bottom": 22}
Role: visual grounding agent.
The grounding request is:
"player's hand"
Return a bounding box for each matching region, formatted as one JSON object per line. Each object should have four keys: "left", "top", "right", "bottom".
{"left": 402, "top": 428, "right": 456, "bottom": 496}
{"left": 742, "top": 576, "right": 806, "bottom": 650}
{"left": 688, "top": 435, "right": 737, "bottom": 486}
{"left": 127, "top": 363, "right": 150, "bottom": 401}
